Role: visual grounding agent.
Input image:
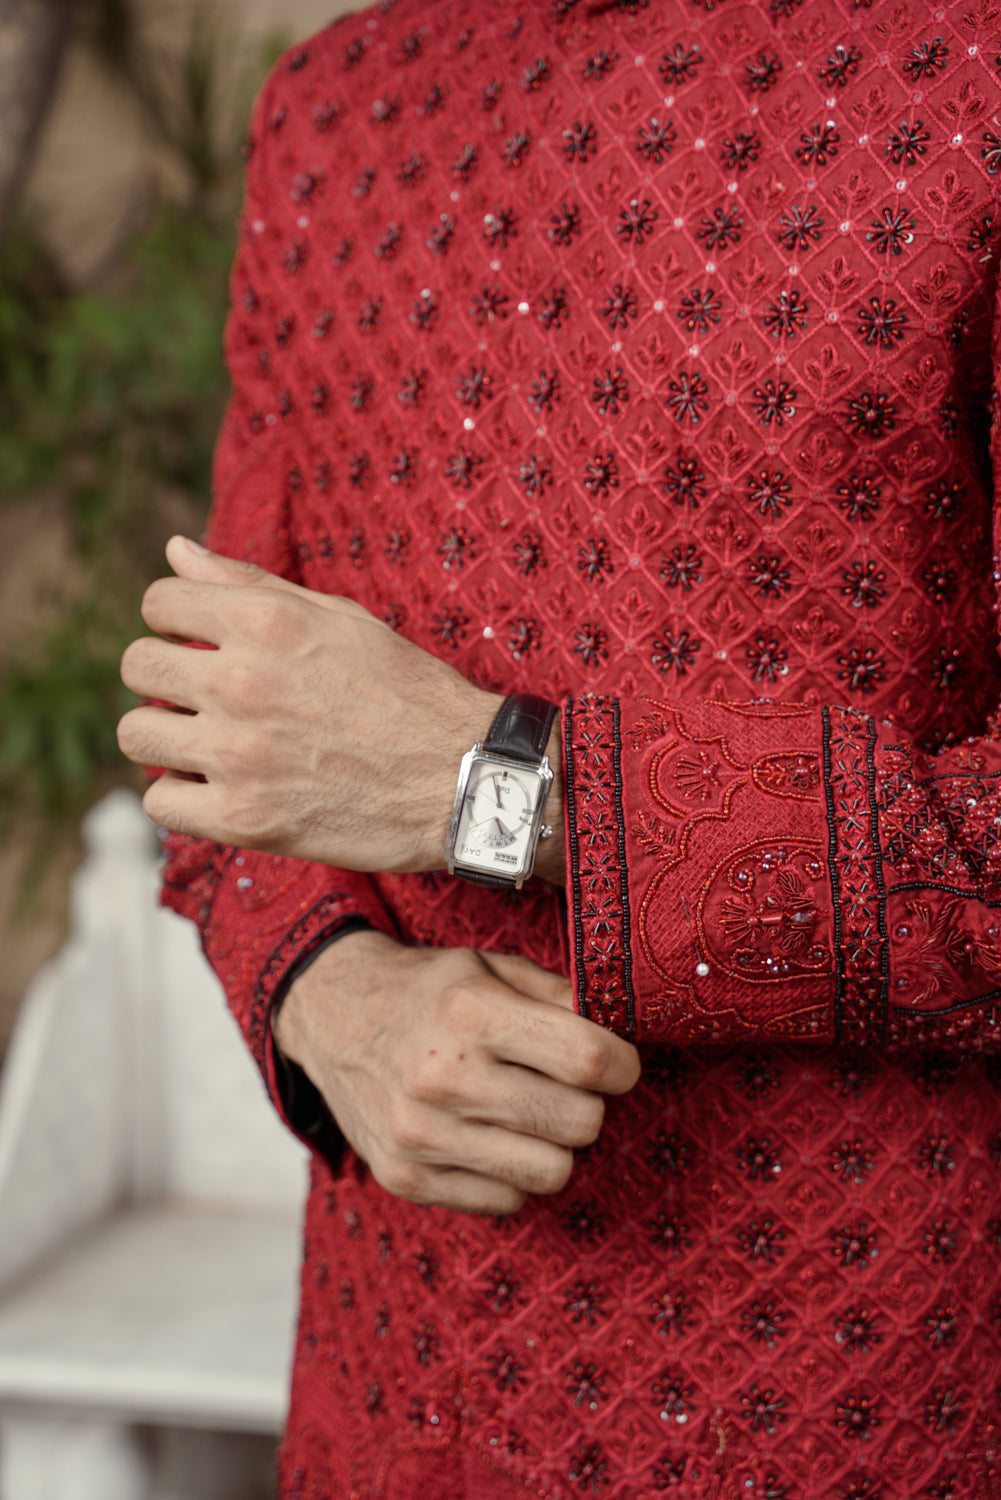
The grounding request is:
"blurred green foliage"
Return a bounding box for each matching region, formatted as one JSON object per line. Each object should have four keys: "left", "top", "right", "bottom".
{"left": 0, "top": 2, "right": 281, "bottom": 827}
{"left": 0, "top": 208, "right": 231, "bottom": 555}
{"left": 0, "top": 611, "right": 134, "bottom": 821}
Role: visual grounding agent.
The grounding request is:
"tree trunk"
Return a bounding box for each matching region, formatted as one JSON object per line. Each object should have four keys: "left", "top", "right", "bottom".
{"left": 0, "top": 0, "right": 79, "bottom": 241}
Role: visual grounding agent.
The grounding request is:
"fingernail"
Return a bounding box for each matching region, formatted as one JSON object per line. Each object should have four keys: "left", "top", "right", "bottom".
{"left": 182, "top": 536, "right": 210, "bottom": 555}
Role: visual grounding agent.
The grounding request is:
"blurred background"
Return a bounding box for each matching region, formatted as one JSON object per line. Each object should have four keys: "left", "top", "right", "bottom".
{"left": 0, "top": 0, "right": 362, "bottom": 1054}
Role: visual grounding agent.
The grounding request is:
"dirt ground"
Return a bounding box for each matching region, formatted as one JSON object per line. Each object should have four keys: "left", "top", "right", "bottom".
{"left": 0, "top": 0, "right": 361, "bottom": 1050}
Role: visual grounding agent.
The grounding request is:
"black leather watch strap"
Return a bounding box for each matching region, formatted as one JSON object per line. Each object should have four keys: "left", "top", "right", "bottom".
{"left": 447, "top": 693, "right": 558, "bottom": 891}
{"left": 482, "top": 693, "right": 557, "bottom": 763}
{"left": 457, "top": 865, "right": 518, "bottom": 888}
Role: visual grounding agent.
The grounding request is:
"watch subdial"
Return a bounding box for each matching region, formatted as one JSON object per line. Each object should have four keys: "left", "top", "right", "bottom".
{"left": 464, "top": 768, "right": 531, "bottom": 851}
{"left": 468, "top": 816, "right": 518, "bottom": 849}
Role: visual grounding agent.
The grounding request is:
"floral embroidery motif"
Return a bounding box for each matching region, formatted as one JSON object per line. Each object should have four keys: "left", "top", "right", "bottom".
{"left": 752, "top": 752, "right": 821, "bottom": 800}
{"left": 702, "top": 843, "right": 832, "bottom": 984}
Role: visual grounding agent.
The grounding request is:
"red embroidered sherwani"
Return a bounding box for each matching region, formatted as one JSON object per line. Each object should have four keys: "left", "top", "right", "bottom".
{"left": 163, "top": 1, "right": 1001, "bottom": 1494}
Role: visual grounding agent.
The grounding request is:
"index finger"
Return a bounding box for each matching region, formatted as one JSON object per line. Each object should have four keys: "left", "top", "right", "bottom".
{"left": 140, "top": 575, "right": 241, "bottom": 646}
{"left": 477, "top": 949, "right": 574, "bottom": 1009}
{"left": 479, "top": 976, "right": 641, "bottom": 1097}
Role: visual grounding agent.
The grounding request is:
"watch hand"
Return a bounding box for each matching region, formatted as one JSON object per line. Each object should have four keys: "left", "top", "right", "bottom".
{"left": 494, "top": 818, "right": 510, "bottom": 837}
{"left": 494, "top": 781, "right": 504, "bottom": 808}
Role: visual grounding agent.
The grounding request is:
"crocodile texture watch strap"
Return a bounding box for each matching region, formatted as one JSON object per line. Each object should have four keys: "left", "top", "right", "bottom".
{"left": 449, "top": 693, "right": 558, "bottom": 891}
{"left": 482, "top": 693, "right": 557, "bottom": 763}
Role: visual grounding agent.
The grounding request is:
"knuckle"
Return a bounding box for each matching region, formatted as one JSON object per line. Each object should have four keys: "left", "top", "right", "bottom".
{"left": 407, "top": 1054, "right": 454, "bottom": 1107}
{"left": 247, "top": 592, "right": 297, "bottom": 643}
{"left": 140, "top": 578, "right": 170, "bottom": 621}
{"left": 374, "top": 1156, "right": 424, "bottom": 1201}
{"left": 570, "top": 1034, "right": 613, "bottom": 1091}
{"left": 116, "top": 709, "right": 141, "bottom": 756}
{"left": 140, "top": 783, "right": 161, "bottom": 821}
{"left": 387, "top": 1103, "right": 430, "bottom": 1157}
{"left": 120, "top": 637, "right": 155, "bottom": 690}
{"left": 141, "top": 782, "right": 176, "bottom": 833}
{"left": 567, "top": 1096, "right": 605, "bottom": 1149}
{"left": 117, "top": 713, "right": 161, "bottom": 768}
{"left": 623, "top": 1044, "right": 643, "bottom": 1089}
{"left": 531, "top": 1148, "right": 574, "bottom": 1196}
{"left": 217, "top": 732, "right": 258, "bottom": 779}
{"left": 438, "top": 980, "right": 481, "bottom": 1036}
{"left": 219, "top": 660, "right": 264, "bottom": 714}
{"left": 119, "top": 639, "right": 141, "bottom": 681}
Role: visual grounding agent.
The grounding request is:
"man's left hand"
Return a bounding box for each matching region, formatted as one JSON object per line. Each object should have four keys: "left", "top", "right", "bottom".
{"left": 118, "top": 537, "right": 515, "bottom": 873}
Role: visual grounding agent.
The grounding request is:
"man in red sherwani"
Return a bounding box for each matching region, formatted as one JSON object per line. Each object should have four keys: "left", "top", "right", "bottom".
{"left": 119, "top": 0, "right": 1001, "bottom": 1494}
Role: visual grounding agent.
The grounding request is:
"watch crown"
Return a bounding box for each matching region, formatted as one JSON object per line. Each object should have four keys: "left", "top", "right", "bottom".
{"left": 539, "top": 824, "right": 554, "bottom": 841}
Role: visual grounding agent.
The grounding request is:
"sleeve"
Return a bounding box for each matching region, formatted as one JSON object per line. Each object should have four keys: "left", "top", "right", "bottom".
{"left": 563, "top": 361, "right": 1001, "bottom": 1058}
{"left": 160, "top": 68, "right": 398, "bottom": 1143}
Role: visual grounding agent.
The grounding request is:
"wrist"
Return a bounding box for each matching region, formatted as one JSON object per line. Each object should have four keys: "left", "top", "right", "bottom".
{"left": 273, "top": 927, "right": 395, "bottom": 1064}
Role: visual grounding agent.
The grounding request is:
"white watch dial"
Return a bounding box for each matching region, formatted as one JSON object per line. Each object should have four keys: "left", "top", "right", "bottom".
{"left": 455, "top": 760, "right": 539, "bottom": 874}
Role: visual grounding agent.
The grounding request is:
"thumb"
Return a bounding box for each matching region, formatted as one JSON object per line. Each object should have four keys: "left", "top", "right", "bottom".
{"left": 165, "top": 535, "right": 302, "bottom": 594}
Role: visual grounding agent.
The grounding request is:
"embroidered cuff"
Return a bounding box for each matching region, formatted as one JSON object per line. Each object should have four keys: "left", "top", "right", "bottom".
{"left": 164, "top": 838, "right": 396, "bottom": 1129}
{"left": 563, "top": 694, "right": 638, "bottom": 1039}
{"left": 565, "top": 694, "right": 838, "bottom": 1046}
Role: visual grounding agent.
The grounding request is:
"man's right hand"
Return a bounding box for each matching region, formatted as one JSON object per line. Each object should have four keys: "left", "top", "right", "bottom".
{"left": 273, "top": 929, "right": 641, "bottom": 1216}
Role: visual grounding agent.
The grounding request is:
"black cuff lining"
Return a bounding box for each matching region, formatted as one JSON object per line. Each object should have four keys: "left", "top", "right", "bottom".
{"left": 270, "top": 918, "right": 373, "bottom": 1167}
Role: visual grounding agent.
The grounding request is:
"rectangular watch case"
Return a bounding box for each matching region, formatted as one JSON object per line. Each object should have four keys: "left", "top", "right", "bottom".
{"left": 444, "top": 744, "right": 554, "bottom": 890}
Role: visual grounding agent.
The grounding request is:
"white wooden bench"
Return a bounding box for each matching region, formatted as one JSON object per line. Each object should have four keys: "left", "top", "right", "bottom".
{"left": 0, "top": 792, "right": 309, "bottom": 1500}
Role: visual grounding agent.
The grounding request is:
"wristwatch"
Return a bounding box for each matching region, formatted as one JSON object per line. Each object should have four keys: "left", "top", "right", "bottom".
{"left": 444, "top": 693, "right": 557, "bottom": 890}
